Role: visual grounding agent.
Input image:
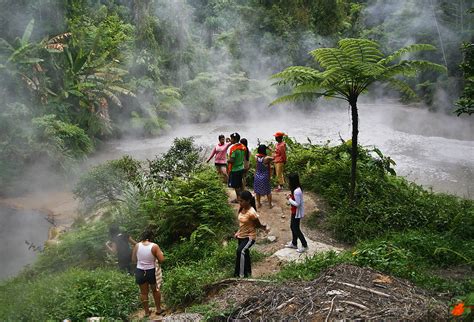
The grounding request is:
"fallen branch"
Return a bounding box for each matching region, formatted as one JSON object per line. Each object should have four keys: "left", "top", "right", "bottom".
{"left": 325, "top": 295, "right": 338, "bottom": 322}
{"left": 340, "top": 300, "right": 369, "bottom": 310}
{"left": 328, "top": 280, "right": 392, "bottom": 298}
{"left": 275, "top": 297, "right": 295, "bottom": 310}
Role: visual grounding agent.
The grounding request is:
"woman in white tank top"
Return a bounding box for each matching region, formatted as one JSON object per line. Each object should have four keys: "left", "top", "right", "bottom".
{"left": 132, "top": 229, "right": 165, "bottom": 317}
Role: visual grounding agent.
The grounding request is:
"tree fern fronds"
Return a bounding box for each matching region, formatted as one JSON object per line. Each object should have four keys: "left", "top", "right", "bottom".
{"left": 311, "top": 48, "right": 351, "bottom": 70}
{"left": 269, "top": 92, "right": 325, "bottom": 106}
{"left": 388, "top": 78, "right": 417, "bottom": 99}
{"left": 338, "top": 38, "right": 383, "bottom": 64}
{"left": 271, "top": 66, "right": 322, "bottom": 86}
{"left": 379, "top": 44, "right": 437, "bottom": 64}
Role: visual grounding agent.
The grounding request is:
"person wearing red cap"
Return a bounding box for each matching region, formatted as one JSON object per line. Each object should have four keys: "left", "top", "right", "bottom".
{"left": 272, "top": 132, "right": 287, "bottom": 191}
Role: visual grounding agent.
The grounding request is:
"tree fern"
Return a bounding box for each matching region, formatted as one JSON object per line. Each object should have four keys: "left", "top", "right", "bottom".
{"left": 271, "top": 38, "right": 446, "bottom": 202}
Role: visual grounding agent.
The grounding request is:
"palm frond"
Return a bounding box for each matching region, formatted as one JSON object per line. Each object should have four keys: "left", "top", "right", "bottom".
{"left": 380, "top": 44, "right": 437, "bottom": 64}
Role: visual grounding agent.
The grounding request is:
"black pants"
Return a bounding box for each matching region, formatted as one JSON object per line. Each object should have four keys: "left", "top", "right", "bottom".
{"left": 291, "top": 215, "right": 307, "bottom": 248}
{"left": 234, "top": 237, "right": 255, "bottom": 278}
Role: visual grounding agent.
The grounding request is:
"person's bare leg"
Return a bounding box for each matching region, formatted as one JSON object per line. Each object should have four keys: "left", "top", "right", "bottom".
{"left": 267, "top": 194, "right": 273, "bottom": 208}
{"left": 150, "top": 284, "right": 162, "bottom": 314}
{"left": 235, "top": 187, "right": 242, "bottom": 201}
{"left": 222, "top": 169, "right": 229, "bottom": 184}
{"left": 139, "top": 283, "right": 150, "bottom": 316}
{"left": 256, "top": 194, "right": 262, "bottom": 208}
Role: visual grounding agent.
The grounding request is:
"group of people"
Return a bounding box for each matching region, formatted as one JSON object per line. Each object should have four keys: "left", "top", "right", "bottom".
{"left": 104, "top": 131, "right": 308, "bottom": 314}
{"left": 206, "top": 131, "right": 287, "bottom": 207}
{"left": 207, "top": 131, "right": 308, "bottom": 278}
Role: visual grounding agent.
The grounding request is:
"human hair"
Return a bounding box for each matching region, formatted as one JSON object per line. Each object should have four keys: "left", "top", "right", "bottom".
{"left": 141, "top": 228, "right": 155, "bottom": 241}
{"left": 109, "top": 224, "right": 120, "bottom": 237}
{"left": 240, "top": 138, "right": 249, "bottom": 161}
{"left": 230, "top": 132, "right": 240, "bottom": 142}
{"left": 239, "top": 190, "right": 257, "bottom": 212}
{"left": 288, "top": 173, "right": 301, "bottom": 194}
{"left": 218, "top": 134, "right": 225, "bottom": 140}
{"left": 257, "top": 144, "right": 267, "bottom": 155}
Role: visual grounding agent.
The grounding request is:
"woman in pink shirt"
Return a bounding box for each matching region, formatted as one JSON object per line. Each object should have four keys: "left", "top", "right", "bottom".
{"left": 207, "top": 134, "right": 231, "bottom": 183}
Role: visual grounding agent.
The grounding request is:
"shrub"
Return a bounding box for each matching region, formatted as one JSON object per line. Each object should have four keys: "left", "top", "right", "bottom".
{"left": 148, "top": 137, "right": 203, "bottom": 181}
{"left": 0, "top": 268, "right": 138, "bottom": 320}
{"left": 32, "top": 114, "right": 93, "bottom": 159}
{"left": 161, "top": 241, "right": 238, "bottom": 308}
{"left": 142, "top": 168, "right": 235, "bottom": 247}
{"left": 73, "top": 155, "right": 142, "bottom": 210}
{"left": 30, "top": 221, "right": 110, "bottom": 274}
{"left": 276, "top": 251, "right": 351, "bottom": 281}
{"left": 284, "top": 139, "right": 474, "bottom": 244}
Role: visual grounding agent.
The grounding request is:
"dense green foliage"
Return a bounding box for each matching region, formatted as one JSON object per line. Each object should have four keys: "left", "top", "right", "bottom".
{"left": 455, "top": 41, "right": 474, "bottom": 116}
{"left": 0, "top": 136, "right": 472, "bottom": 319}
{"left": 1, "top": 0, "right": 472, "bottom": 191}
{"left": 0, "top": 139, "right": 240, "bottom": 319}
{"left": 0, "top": 268, "right": 138, "bottom": 320}
{"left": 285, "top": 137, "right": 474, "bottom": 242}
{"left": 0, "top": 0, "right": 473, "bottom": 319}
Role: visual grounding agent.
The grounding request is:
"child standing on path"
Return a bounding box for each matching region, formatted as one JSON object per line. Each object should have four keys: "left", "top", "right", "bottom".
{"left": 285, "top": 173, "right": 308, "bottom": 253}
{"left": 253, "top": 144, "right": 273, "bottom": 208}
{"left": 272, "top": 132, "right": 287, "bottom": 191}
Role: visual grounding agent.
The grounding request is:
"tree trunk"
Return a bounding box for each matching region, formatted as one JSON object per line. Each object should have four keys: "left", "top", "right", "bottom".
{"left": 349, "top": 97, "right": 359, "bottom": 203}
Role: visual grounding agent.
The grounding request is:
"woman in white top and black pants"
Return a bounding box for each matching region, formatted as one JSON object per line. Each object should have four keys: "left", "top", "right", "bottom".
{"left": 132, "top": 229, "right": 165, "bottom": 317}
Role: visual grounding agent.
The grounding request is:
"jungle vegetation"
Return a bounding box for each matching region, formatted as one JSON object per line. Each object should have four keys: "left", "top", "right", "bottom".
{"left": 0, "top": 0, "right": 472, "bottom": 320}
{"left": 0, "top": 0, "right": 473, "bottom": 191}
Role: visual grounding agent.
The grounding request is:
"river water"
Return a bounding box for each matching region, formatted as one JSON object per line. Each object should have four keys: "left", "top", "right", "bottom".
{"left": 91, "top": 102, "right": 474, "bottom": 198}
{"left": 0, "top": 102, "right": 472, "bottom": 279}
{"left": 0, "top": 207, "right": 51, "bottom": 280}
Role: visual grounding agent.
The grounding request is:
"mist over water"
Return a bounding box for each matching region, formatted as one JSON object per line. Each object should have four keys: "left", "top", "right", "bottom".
{"left": 0, "top": 207, "right": 51, "bottom": 280}
{"left": 89, "top": 102, "right": 474, "bottom": 198}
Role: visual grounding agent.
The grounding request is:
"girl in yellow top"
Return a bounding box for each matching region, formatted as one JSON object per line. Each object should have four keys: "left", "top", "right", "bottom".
{"left": 234, "top": 191, "right": 268, "bottom": 278}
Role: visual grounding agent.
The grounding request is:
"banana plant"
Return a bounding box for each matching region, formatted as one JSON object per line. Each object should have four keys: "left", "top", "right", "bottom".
{"left": 0, "top": 19, "right": 52, "bottom": 99}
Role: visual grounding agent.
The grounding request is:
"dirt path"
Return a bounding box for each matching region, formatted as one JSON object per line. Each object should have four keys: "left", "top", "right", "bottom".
{"left": 226, "top": 188, "right": 347, "bottom": 278}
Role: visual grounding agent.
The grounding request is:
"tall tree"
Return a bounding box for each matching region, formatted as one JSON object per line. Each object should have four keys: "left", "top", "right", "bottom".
{"left": 271, "top": 38, "right": 446, "bottom": 202}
